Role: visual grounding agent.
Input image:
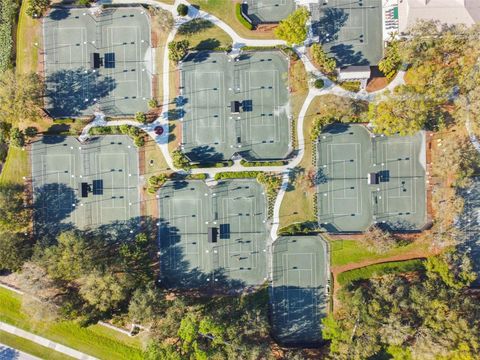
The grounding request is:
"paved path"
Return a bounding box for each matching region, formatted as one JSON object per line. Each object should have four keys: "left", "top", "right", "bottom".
{"left": 0, "top": 322, "right": 97, "bottom": 360}
{"left": 86, "top": 0, "right": 406, "bottom": 240}
{"left": 0, "top": 343, "right": 41, "bottom": 360}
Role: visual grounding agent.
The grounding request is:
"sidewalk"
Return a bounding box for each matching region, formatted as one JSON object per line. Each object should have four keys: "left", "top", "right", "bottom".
{"left": 0, "top": 322, "right": 98, "bottom": 360}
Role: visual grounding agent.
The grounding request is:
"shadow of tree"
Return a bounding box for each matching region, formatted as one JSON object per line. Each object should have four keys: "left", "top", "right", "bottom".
{"left": 49, "top": 8, "right": 70, "bottom": 21}
{"left": 33, "top": 183, "right": 77, "bottom": 245}
{"left": 45, "top": 68, "right": 117, "bottom": 118}
{"left": 329, "top": 44, "right": 369, "bottom": 67}
{"left": 269, "top": 285, "right": 326, "bottom": 346}
{"left": 313, "top": 7, "right": 348, "bottom": 42}
{"left": 178, "top": 19, "right": 214, "bottom": 36}
{"left": 186, "top": 145, "right": 224, "bottom": 163}
{"left": 196, "top": 38, "right": 221, "bottom": 51}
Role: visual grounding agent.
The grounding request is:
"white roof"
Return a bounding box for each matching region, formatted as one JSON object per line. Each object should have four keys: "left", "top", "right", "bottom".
{"left": 338, "top": 66, "right": 371, "bottom": 81}
{"left": 398, "top": 0, "right": 480, "bottom": 33}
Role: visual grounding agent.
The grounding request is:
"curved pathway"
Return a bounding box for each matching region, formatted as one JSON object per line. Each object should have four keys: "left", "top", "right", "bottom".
{"left": 88, "top": 0, "right": 405, "bottom": 240}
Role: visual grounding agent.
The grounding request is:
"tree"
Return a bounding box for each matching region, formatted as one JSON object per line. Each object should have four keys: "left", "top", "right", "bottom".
{"left": 432, "top": 133, "right": 480, "bottom": 187}
{"left": 0, "top": 0, "right": 17, "bottom": 72}
{"left": 172, "top": 149, "right": 191, "bottom": 170}
{"left": 119, "top": 233, "right": 154, "bottom": 285}
{"left": 369, "top": 86, "right": 435, "bottom": 135}
{"left": 0, "top": 231, "right": 31, "bottom": 271}
{"left": 24, "top": 126, "right": 38, "bottom": 138}
{"left": 39, "top": 230, "right": 94, "bottom": 282}
{"left": 310, "top": 43, "right": 336, "bottom": 74}
{"left": 128, "top": 286, "right": 164, "bottom": 326}
{"left": 256, "top": 173, "right": 282, "bottom": 198}
{"left": 378, "top": 38, "right": 401, "bottom": 80}
{"left": 177, "top": 4, "right": 188, "bottom": 16}
{"left": 168, "top": 40, "right": 190, "bottom": 63}
{"left": 26, "top": 0, "right": 50, "bottom": 18}
{"left": 0, "top": 70, "right": 43, "bottom": 125}
{"left": 274, "top": 8, "right": 309, "bottom": 46}
{"left": 360, "top": 225, "right": 398, "bottom": 254}
{"left": 9, "top": 128, "right": 25, "bottom": 148}
{"left": 322, "top": 254, "right": 480, "bottom": 360}
{"left": 0, "top": 183, "right": 28, "bottom": 232}
{"left": 79, "top": 271, "right": 129, "bottom": 313}
{"left": 144, "top": 342, "right": 182, "bottom": 360}
{"left": 135, "top": 112, "right": 147, "bottom": 124}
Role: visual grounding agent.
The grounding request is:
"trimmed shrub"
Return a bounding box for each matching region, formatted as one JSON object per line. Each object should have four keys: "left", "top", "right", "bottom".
{"left": 235, "top": 3, "right": 253, "bottom": 30}
{"left": 214, "top": 171, "right": 260, "bottom": 181}
{"left": 314, "top": 79, "right": 324, "bottom": 89}
{"left": 339, "top": 81, "right": 361, "bottom": 92}
{"left": 177, "top": 4, "right": 188, "bottom": 16}
{"left": 148, "top": 99, "right": 158, "bottom": 109}
{"left": 240, "top": 159, "right": 287, "bottom": 167}
{"left": 135, "top": 112, "right": 147, "bottom": 124}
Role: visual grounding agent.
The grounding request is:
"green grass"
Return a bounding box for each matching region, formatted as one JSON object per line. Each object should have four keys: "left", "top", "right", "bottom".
{"left": 235, "top": 3, "right": 253, "bottom": 30}
{"left": 0, "top": 288, "right": 144, "bottom": 360}
{"left": 16, "top": 0, "right": 41, "bottom": 74}
{"left": 0, "top": 147, "right": 29, "bottom": 185}
{"left": 337, "top": 259, "right": 424, "bottom": 286}
{"left": 0, "top": 330, "right": 73, "bottom": 360}
{"left": 176, "top": 20, "right": 233, "bottom": 50}
{"left": 188, "top": 0, "right": 274, "bottom": 39}
{"left": 330, "top": 240, "right": 429, "bottom": 267}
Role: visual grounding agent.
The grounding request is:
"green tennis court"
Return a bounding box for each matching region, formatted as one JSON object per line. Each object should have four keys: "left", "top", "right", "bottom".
{"left": 43, "top": 7, "right": 152, "bottom": 117}
{"left": 244, "top": 0, "right": 296, "bottom": 24}
{"left": 179, "top": 51, "right": 290, "bottom": 162}
{"left": 270, "top": 236, "right": 329, "bottom": 345}
{"left": 310, "top": 0, "right": 383, "bottom": 66}
{"left": 317, "top": 124, "right": 427, "bottom": 232}
{"left": 31, "top": 136, "right": 141, "bottom": 238}
{"left": 158, "top": 180, "right": 268, "bottom": 289}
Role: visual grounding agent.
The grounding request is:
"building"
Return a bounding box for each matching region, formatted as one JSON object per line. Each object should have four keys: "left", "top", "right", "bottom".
{"left": 398, "top": 0, "right": 480, "bottom": 33}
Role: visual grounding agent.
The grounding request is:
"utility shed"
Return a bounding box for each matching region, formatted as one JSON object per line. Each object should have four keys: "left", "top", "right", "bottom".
{"left": 338, "top": 66, "right": 371, "bottom": 81}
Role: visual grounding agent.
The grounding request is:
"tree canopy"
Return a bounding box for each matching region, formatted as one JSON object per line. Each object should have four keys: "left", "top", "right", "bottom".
{"left": 274, "top": 8, "right": 309, "bottom": 46}
{"left": 323, "top": 252, "right": 480, "bottom": 359}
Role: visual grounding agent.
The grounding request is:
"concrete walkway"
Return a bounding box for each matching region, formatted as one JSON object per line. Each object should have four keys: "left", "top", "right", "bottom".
{"left": 0, "top": 322, "right": 97, "bottom": 360}
{"left": 0, "top": 343, "right": 41, "bottom": 360}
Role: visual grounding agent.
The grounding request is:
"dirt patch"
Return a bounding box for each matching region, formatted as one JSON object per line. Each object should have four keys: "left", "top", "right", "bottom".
{"left": 366, "top": 76, "right": 388, "bottom": 92}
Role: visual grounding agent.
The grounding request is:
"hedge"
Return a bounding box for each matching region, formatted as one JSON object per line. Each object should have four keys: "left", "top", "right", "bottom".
{"left": 240, "top": 159, "right": 287, "bottom": 167}
{"left": 191, "top": 160, "right": 233, "bottom": 169}
{"left": 214, "top": 171, "right": 260, "bottom": 180}
{"left": 235, "top": 3, "right": 253, "bottom": 30}
{"left": 338, "top": 81, "right": 361, "bottom": 92}
{"left": 337, "top": 259, "right": 424, "bottom": 286}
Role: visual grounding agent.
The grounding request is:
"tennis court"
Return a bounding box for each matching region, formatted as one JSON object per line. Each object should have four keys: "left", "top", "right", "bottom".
{"left": 456, "top": 179, "right": 480, "bottom": 285}
{"left": 310, "top": 0, "right": 383, "bottom": 66}
{"left": 31, "top": 135, "right": 141, "bottom": 237}
{"left": 179, "top": 51, "right": 290, "bottom": 162}
{"left": 270, "top": 236, "right": 329, "bottom": 345}
{"left": 158, "top": 180, "right": 268, "bottom": 289}
{"left": 243, "top": 0, "right": 296, "bottom": 24}
{"left": 317, "top": 124, "right": 427, "bottom": 232}
{"left": 43, "top": 6, "right": 152, "bottom": 117}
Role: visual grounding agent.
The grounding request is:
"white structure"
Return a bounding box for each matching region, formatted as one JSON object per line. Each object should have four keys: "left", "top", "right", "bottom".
{"left": 398, "top": 0, "right": 480, "bottom": 33}
{"left": 337, "top": 66, "right": 372, "bottom": 81}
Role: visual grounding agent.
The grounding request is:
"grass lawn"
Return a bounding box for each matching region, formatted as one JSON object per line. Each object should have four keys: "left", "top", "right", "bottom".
{"left": 330, "top": 239, "right": 430, "bottom": 267}
{"left": 16, "top": 0, "right": 41, "bottom": 74}
{"left": 176, "top": 20, "right": 233, "bottom": 50}
{"left": 0, "top": 147, "right": 29, "bottom": 185}
{"left": 0, "top": 287, "right": 145, "bottom": 360}
{"left": 188, "top": 0, "right": 275, "bottom": 39}
{"left": 337, "top": 259, "right": 424, "bottom": 286}
{"left": 0, "top": 330, "right": 73, "bottom": 360}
